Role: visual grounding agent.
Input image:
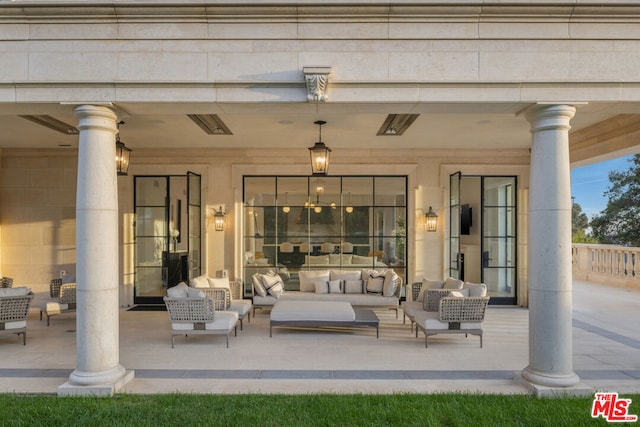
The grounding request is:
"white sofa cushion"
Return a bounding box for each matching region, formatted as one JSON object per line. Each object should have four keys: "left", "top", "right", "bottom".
{"left": 465, "top": 282, "right": 487, "bottom": 297}
{"left": 0, "top": 286, "right": 30, "bottom": 297}
{"left": 3, "top": 320, "right": 27, "bottom": 330}
{"left": 187, "top": 287, "right": 205, "bottom": 298}
{"left": 271, "top": 300, "right": 355, "bottom": 322}
{"left": 443, "top": 277, "right": 464, "bottom": 290}
{"left": 299, "top": 270, "right": 331, "bottom": 292}
{"left": 330, "top": 270, "right": 362, "bottom": 282}
{"left": 383, "top": 270, "right": 399, "bottom": 297}
{"left": 344, "top": 280, "right": 364, "bottom": 294}
{"left": 190, "top": 275, "right": 210, "bottom": 289}
{"left": 208, "top": 277, "right": 230, "bottom": 289}
{"left": 352, "top": 255, "right": 376, "bottom": 265}
{"left": 167, "top": 282, "right": 189, "bottom": 298}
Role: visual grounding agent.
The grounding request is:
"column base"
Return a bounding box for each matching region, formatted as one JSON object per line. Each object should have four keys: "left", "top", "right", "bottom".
{"left": 58, "top": 370, "right": 135, "bottom": 397}
{"left": 515, "top": 370, "right": 592, "bottom": 398}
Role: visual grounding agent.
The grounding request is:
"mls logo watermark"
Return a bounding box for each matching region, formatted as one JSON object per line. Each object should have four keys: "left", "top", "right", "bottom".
{"left": 592, "top": 392, "right": 638, "bottom": 422}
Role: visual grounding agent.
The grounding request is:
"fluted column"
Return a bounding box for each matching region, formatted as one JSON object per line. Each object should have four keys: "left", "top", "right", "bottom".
{"left": 522, "top": 104, "right": 580, "bottom": 389}
{"left": 59, "top": 105, "right": 133, "bottom": 396}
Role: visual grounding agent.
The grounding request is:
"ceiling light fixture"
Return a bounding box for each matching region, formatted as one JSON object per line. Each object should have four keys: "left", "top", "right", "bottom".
{"left": 187, "top": 114, "right": 233, "bottom": 135}
{"left": 308, "top": 120, "right": 331, "bottom": 175}
{"left": 115, "top": 121, "right": 132, "bottom": 176}
{"left": 377, "top": 114, "right": 420, "bottom": 136}
{"left": 19, "top": 115, "right": 79, "bottom": 135}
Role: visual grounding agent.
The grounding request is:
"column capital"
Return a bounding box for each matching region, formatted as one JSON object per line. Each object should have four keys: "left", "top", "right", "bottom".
{"left": 74, "top": 105, "right": 118, "bottom": 134}
{"left": 525, "top": 104, "right": 576, "bottom": 133}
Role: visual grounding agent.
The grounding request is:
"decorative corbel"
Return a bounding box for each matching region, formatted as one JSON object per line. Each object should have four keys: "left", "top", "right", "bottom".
{"left": 303, "top": 66, "right": 331, "bottom": 103}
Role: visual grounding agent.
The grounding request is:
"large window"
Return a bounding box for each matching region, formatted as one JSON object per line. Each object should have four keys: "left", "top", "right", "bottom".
{"left": 243, "top": 176, "right": 407, "bottom": 293}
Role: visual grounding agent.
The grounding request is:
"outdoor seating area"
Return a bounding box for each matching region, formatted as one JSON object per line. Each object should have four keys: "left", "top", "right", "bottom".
{"left": 39, "top": 279, "right": 77, "bottom": 327}
{"left": 0, "top": 286, "right": 34, "bottom": 345}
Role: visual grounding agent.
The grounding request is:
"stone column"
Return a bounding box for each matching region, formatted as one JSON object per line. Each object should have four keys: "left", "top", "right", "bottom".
{"left": 59, "top": 105, "right": 133, "bottom": 396}
{"left": 522, "top": 104, "right": 580, "bottom": 390}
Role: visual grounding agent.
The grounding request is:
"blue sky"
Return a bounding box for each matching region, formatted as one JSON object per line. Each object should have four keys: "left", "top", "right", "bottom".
{"left": 571, "top": 154, "right": 635, "bottom": 219}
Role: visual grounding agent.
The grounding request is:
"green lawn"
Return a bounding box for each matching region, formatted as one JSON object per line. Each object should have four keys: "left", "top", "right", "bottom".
{"left": 1, "top": 393, "right": 636, "bottom": 426}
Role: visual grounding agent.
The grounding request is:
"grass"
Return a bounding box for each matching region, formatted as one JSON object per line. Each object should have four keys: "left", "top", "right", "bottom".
{"left": 1, "top": 393, "right": 636, "bottom": 426}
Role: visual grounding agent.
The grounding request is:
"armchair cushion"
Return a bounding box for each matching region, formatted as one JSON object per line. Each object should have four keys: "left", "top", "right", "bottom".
{"left": 208, "top": 277, "right": 230, "bottom": 289}
{"left": 187, "top": 287, "right": 205, "bottom": 298}
{"left": 417, "top": 278, "right": 444, "bottom": 302}
{"left": 190, "top": 275, "right": 210, "bottom": 289}
{"left": 0, "top": 286, "right": 30, "bottom": 297}
{"left": 465, "top": 282, "right": 487, "bottom": 297}
{"left": 167, "top": 282, "right": 190, "bottom": 298}
{"left": 443, "top": 277, "right": 464, "bottom": 290}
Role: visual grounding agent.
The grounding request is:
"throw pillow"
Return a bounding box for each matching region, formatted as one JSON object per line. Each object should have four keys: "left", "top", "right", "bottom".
{"left": 344, "top": 279, "right": 364, "bottom": 294}
{"left": 167, "top": 282, "right": 189, "bottom": 298}
{"left": 262, "top": 274, "right": 284, "bottom": 298}
{"left": 187, "top": 287, "right": 205, "bottom": 298}
{"left": 208, "top": 277, "right": 230, "bottom": 289}
{"left": 190, "top": 275, "right": 210, "bottom": 289}
{"left": 365, "top": 272, "right": 384, "bottom": 295}
{"left": 382, "top": 270, "right": 399, "bottom": 297}
{"left": 251, "top": 274, "right": 267, "bottom": 297}
{"left": 448, "top": 290, "right": 465, "bottom": 298}
{"left": 465, "top": 282, "right": 487, "bottom": 297}
{"left": 315, "top": 281, "right": 329, "bottom": 294}
{"left": 443, "top": 277, "right": 464, "bottom": 290}
{"left": 298, "top": 270, "right": 331, "bottom": 292}
{"left": 328, "top": 279, "right": 342, "bottom": 294}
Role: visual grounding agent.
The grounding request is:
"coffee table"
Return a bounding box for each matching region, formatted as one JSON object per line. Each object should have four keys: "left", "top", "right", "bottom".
{"left": 269, "top": 300, "right": 380, "bottom": 338}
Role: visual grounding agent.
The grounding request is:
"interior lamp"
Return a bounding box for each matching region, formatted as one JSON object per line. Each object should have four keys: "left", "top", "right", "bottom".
{"left": 425, "top": 206, "right": 438, "bottom": 232}
{"left": 213, "top": 206, "right": 226, "bottom": 231}
{"left": 308, "top": 120, "right": 331, "bottom": 175}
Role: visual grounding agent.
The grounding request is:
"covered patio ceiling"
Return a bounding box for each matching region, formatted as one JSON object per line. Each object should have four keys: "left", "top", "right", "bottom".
{"left": 1, "top": 101, "right": 640, "bottom": 166}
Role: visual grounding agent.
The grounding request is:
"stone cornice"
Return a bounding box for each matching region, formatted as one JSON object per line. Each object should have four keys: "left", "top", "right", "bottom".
{"left": 2, "top": 3, "right": 640, "bottom": 24}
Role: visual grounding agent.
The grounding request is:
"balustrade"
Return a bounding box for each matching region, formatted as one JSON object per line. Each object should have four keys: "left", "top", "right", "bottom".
{"left": 572, "top": 243, "right": 640, "bottom": 287}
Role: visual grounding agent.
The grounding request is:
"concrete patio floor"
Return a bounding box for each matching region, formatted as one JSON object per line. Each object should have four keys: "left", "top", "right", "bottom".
{"left": 1, "top": 279, "right": 639, "bottom": 395}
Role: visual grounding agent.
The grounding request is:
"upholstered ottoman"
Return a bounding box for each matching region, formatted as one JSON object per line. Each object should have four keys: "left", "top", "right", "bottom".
{"left": 270, "top": 300, "right": 379, "bottom": 338}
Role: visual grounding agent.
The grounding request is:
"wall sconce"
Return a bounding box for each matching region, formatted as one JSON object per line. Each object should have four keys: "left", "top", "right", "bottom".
{"left": 213, "top": 206, "right": 226, "bottom": 231}
{"left": 170, "top": 229, "right": 180, "bottom": 251}
{"left": 115, "top": 121, "right": 132, "bottom": 176}
{"left": 425, "top": 206, "right": 438, "bottom": 232}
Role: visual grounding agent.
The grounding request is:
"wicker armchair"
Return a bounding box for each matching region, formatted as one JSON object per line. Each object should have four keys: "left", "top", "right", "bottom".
{"left": 40, "top": 282, "right": 76, "bottom": 326}
{"left": 0, "top": 290, "right": 34, "bottom": 345}
{"left": 163, "top": 296, "right": 238, "bottom": 348}
{"left": 1, "top": 277, "right": 14, "bottom": 288}
{"left": 200, "top": 282, "right": 252, "bottom": 330}
{"left": 414, "top": 296, "right": 490, "bottom": 348}
{"left": 400, "top": 282, "right": 424, "bottom": 331}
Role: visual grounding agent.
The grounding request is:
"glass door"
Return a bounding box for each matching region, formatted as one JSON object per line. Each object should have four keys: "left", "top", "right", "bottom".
{"left": 482, "top": 176, "right": 517, "bottom": 304}
{"left": 449, "top": 172, "right": 461, "bottom": 278}
{"left": 187, "top": 172, "right": 202, "bottom": 280}
{"left": 134, "top": 176, "right": 169, "bottom": 304}
{"left": 134, "top": 174, "right": 201, "bottom": 305}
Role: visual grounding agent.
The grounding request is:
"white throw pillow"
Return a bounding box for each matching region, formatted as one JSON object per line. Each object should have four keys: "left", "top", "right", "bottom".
{"left": 328, "top": 279, "right": 342, "bottom": 294}
{"left": 251, "top": 274, "right": 267, "bottom": 297}
{"left": 208, "top": 277, "right": 230, "bottom": 289}
{"left": 344, "top": 280, "right": 364, "bottom": 294}
{"left": 465, "top": 282, "right": 487, "bottom": 297}
{"left": 382, "top": 270, "right": 399, "bottom": 297}
{"left": 262, "top": 274, "right": 284, "bottom": 298}
{"left": 364, "top": 271, "right": 384, "bottom": 295}
{"left": 187, "top": 287, "right": 205, "bottom": 298}
{"left": 190, "top": 275, "right": 210, "bottom": 289}
{"left": 298, "top": 270, "right": 331, "bottom": 292}
{"left": 443, "top": 277, "right": 464, "bottom": 290}
{"left": 315, "top": 281, "right": 329, "bottom": 294}
{"left": 167, "top": 282, "right": 189, "bottom": 298}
